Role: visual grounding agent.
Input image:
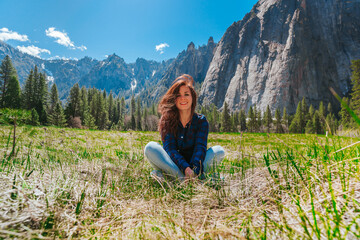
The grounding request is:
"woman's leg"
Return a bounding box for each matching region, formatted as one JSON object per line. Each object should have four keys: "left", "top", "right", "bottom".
{"left": 144, "top": 141, "right": 185, "bottom": 180}
{"left": 202, "top": 146, "right": 225, "bottom": 174}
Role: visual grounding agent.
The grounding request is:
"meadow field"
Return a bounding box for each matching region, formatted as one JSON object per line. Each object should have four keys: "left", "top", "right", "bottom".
{"left": 0, "top": 125, "right": 359, "bottom": 239}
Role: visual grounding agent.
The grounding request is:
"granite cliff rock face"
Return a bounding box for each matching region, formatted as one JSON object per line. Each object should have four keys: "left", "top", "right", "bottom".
{"left": 199, "top": 0, "right": 360, "bottom": 113}
{"left": 151, "top": 37, "right": 216, "bottom": 101}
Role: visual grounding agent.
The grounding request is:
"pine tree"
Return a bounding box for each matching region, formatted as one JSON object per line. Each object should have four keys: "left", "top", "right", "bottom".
{"left": 119, "top": 97, "right": 126, "bottom": 129}
{"left": 114, "top": 99, "right": 120, "bottom": 125}
{"left": 239, "top": 109, "right": 247, "bottom": 132}
{"left": 66, "top": 83, "right": 81, "bottom": 118}
{"left": 143, "top": 107, "right": 148, "bottom": 131}
{"left": 87, "top": 87, "right": 96, "bottom": 105}
{"left": 282, "top": 107, "right": 289, "bottom": 131}
{"left": 264, "top": 105, "right": 272, "bottom": 133}
{"left": 230, "top": 116, "right": 236, "bottom": 132}
{"left": 30, "top": 68, "right": 48, "bottom": 125}
{"left": 30, "top": 108, "right": 40, "bottom": 126}
{"left": 22, "top": 70, "right": 35, "bottom": 110}
{"left": 301, "top": 97, "right": 308, "bottom": 130}
{"left": 327, "top": 102, "right": 333, "bottom": 115}
{"left": 130, "top": 95, "right": 136, "bottom": 130}
{"left": 151, "top": 102, "right": 156, "bottom": 115}
{"left": 38, "top": 103, "right": 48, "bottom": 125}
{"left": 0, "top": 55, "right": 18, "bottom": 108}
{"left": 305, "top": 120, "right": 314, "bottom": 134}
{"left": 232, "top": 112, "right": 239, "bottom": 132}
{"left": 325, "top": 102, "right": 336, "bottom": 134}
{"left": 90, "top": 92, "right": 98, "bottom": 123}
{"left": 289, "top": 102, "right": 303, "bottom": 133}
{"left": 325, "top": 113, "right": 336, "bottom": 135}
{"left": 136, "top": 97, "right": 142, "bottom": 131}
{"left": 350, "top": 60, "right": 360, "bottom": 116}
{"left": 201, "top": 106, "right": 207, "bottom": 116}
{"left": 97, "top": 92, "right": 109, "bottom": 130}
{"left": 253, "top": 104, "right": 261, "bottom": 132}
{"left": 257, "top": 110, "right": 262, "bottom": 132}
{"left": 275, "top": 108, "right": 283, "bottom": 133}
{"left": 4, "top": 75, "right": 21, "bottom": 109}
{"left": 49, "top": 83, "right": 59, "bottom": 116}
{"left": 220, "top": 102, "right": 231, "bottom": 132}
{"left": 318, "top": 101, "right": 326, "bottom": 133}
{"left": 248, "top": 106, "right": 256, "bottom": 132}
{"left": 108, "top": 91, "right": 114, "bottom": 124}
{"left": 313, "top": 111, "right": 322, "bottom": 134}
{"left": 48, "top": 102, "right": 66, "bottom": 126}
{"left": 79, "top": 86, "right": 88, "bottom": 123}
{"left": 84, "top": 108, "right": 97, "bottom": 129}
{"left": 308, "top": 104, "right": 315, "bottom": 120}
{"left": 319, "top": 101, "right": 326, "bottom": 120}
{"left": 340, "top": 97, "right": 351, "bottom": 127}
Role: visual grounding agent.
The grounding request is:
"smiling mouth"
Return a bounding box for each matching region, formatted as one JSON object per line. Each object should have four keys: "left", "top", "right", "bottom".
{"left": 180, "top": 102, "right": 188, "bottom": 105}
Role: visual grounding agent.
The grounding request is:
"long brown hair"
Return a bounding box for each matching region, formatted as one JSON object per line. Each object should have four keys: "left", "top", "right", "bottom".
{"left": 158, "top": 74, "right": 197, "bottom": 140}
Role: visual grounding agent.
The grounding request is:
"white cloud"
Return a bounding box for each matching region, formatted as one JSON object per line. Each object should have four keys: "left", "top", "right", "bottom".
{"left": 47, "top": 76, "right": 55, "bottom": 83}
{"left": 77, "top": 45, "right": 87, "bottom": 51}
{"left": 16, "top": 45, "right": 51, "bottom": 58}
{"left": 155, "top": 43, "right": 169, "bottom": 54}
{"left": 45, "top": 27, "right": 86, "bottom": 51}
{"left": 0, "top": 28, "right": 29, "bottom": 42}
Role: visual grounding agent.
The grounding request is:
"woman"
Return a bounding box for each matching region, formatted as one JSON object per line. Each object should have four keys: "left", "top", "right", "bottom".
{"left": 144, "top": 74, "right": 225, "bottom": 182}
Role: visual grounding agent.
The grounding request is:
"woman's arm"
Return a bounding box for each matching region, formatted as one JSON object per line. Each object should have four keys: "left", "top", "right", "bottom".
{"left": 163, "top": 133, "right": 191, "bottom": 174}
{"left": 190, "top": 115, "right": 209, "bottom": 175}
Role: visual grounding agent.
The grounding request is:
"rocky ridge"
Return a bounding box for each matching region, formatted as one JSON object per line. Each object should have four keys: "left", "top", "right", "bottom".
{"left": 199, "top": 0, "right": 360, "bottom": 113}
{"left": 150, "top": 37, "right": 216, "bottom": 102}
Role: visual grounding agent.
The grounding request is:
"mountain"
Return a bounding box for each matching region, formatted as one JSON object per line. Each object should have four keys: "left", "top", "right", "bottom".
{"left": 0, "top": 40, "right": 98, "bottom": 100}
{"left": 149, "top": 37, "right": 216, "bottom": 102}
{"left": 199, "top": 0, "right": 360, "bottom": 113}
{"left": 79, "top": 54, "right": 132, "bottom": 93}
{"left": 79, "top": 54, "right": 172, "bottom": 96}
{"left": 0, "top": 41, "right": 43, "bottom": 83}
{"left": 44, "top": 57, "right": 98, "bottom": 99}
{"left": 1, "top": 37, "right": 215, "bottom": 105}
{"left": 0, "top": 41, "right": 170, "bottom": 101}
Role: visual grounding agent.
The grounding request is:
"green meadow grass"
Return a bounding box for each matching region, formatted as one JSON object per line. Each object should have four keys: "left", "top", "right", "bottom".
{"left": 0, "top": 125, "right": 359, "bottom": 239}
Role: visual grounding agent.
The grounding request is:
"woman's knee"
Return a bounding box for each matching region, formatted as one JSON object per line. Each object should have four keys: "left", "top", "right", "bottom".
{"left": 212, "top": 145, "right": 225, "bottom": 161}
{"left": 144, "top": 142, "right": 162, "bottom": 159}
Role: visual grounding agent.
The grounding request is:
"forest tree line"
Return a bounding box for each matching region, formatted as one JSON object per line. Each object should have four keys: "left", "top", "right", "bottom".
{"left": 1, "top": 55, "right": 359, "bottom": 134}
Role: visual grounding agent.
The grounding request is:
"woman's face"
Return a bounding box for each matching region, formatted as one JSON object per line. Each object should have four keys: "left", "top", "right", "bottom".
{"left": 176, "top": 85, "right": 193, "bottom": 112}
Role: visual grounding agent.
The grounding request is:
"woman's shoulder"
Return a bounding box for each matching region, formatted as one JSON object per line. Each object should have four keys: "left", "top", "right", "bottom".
{"left": 193, "top": 113, "right": 208, "bottom": 124}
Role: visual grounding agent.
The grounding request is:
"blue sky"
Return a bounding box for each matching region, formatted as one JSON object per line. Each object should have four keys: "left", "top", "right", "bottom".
{"left": 0, "top": 0, "right": 258, "bottom": 63}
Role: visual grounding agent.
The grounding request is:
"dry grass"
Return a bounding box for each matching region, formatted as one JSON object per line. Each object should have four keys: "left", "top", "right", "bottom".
{"left": 0, "top": 125, "right": 360, "bottom": 239}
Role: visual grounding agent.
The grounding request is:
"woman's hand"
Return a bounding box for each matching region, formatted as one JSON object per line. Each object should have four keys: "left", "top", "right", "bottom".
{"left": 184, "top": 167, "right": 195, "bottom": 180}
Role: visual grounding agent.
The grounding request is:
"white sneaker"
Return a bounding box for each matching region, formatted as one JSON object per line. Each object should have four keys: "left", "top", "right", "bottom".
{"left": 150, "top": 170, "right": 165, "bottom": 183}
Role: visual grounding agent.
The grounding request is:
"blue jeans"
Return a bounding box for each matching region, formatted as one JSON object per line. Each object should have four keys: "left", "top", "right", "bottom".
{"left": 144, "top": 141, "right": 225, "bottom": 181}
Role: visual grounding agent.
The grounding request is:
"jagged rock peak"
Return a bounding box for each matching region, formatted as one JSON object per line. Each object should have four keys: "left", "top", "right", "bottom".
{"left": 187, "top": 42, "right": 195, "bottom": 52}
{"left": 208, "top": 36, "right": 214, "bottom": 44}
{"left": 79, "top": 56, "right": 95, "bottom": 63}
{"left": 105, "top": 53, "right": 125, "bottom": 64}
{"left": 107, "top": 53, "right": 120, "bottom": 59}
